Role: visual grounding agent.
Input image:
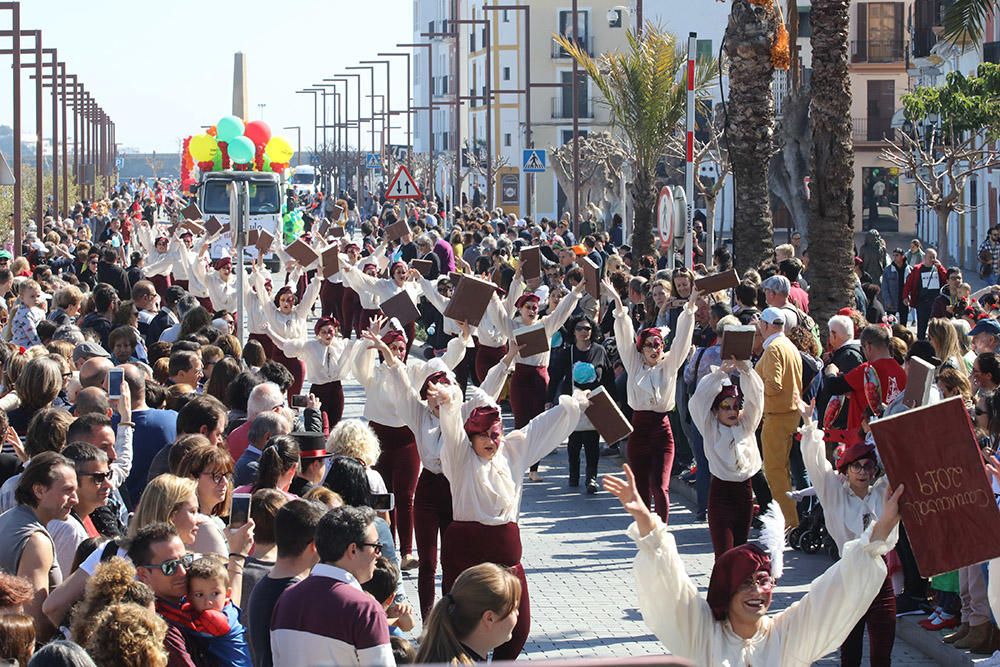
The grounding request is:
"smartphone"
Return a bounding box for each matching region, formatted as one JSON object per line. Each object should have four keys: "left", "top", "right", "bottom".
{"left": 371, "top": 493, "right": 395, "bottom": 512}
{"left": 291, "top": 394, "right": 309, "bottom": 408}
{"left": 230, "top": 493, "right": 252, "bottom": 528}
{"left": 108, "top": 368, "right": 124, "bottom": 400}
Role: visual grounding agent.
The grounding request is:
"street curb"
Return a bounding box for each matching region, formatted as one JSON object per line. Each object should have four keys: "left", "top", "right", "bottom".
{"left": 668, "top": 476, "right": 979, "bottom": 665}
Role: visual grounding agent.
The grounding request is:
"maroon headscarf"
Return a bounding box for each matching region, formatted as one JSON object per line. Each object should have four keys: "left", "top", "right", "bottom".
{"left": 635, "top": 327, "right": 663, "bottom": 352}
{"left": 514, "top": 293, "right": 540, "bottom": 309}
{"left": 464, "top": 405, "right": 501, "bottom": 438}
{"left": 836, "top": 442, "right": 877, "bottom": 474}
{"left": 314, "top": 316, "right": 339, "bottom": 335}
{"left": 382, "top": 329, "right": 407, "bottom": 347}
{"left": 420, "top": 371, "right": 452, "bottom": 400}
{"left": 711, "top": 381, "right": 743, "bottom": 412}
{"left": 706, "top": 544, "right": 771, "bottom": 620}
{"left": 213, "top": 257, "right": 232, "bottom": 271}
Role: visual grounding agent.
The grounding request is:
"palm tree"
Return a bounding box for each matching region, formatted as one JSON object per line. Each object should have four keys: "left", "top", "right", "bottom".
{"left": 556, "top": 25, "right": 715, "bottom": 259}
{"left": 943, "top": 0, "right": 993, "bottom": 45}
{"left": 807, "top": 0, "right": 857, "bottom": 333}
{"left": 724, "top": 0, "right": 782, "bottom": 273}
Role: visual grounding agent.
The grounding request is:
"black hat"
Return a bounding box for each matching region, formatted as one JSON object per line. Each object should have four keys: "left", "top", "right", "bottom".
{"left": 291, "top": 432, "right": 331, "bottom": 459}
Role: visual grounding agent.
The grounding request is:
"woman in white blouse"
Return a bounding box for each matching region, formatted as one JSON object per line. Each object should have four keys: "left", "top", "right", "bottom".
{"left": 251, "top": 262, "right": 323, "bottom": 398}
{"left": 342, "top": 256, "right": 422, "bottom": 354}
{"left": 605, "top": 462, "right": 904, "bottom": 666}
{"left": 689, "top": 360, "right": 764, "bottom": 557}
{"left": 377, "top": 335, "right": 517, "bottom": 618}
{"left": 605, "top": 278, "right": 698, "bottom": 523}
{"left": 799, "top": 400, "right": 899, "bottom": 666}
{"left": 262, "top": 315, "right": 364, "bottom": 429}
{"left": 437, "top": 381, "right": 589, "bottom": 660}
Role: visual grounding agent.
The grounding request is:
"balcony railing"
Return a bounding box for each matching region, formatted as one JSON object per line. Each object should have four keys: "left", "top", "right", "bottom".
{"left": 852, "top": 117, "right": 897, "bottom": 143}
{"left": 551, "top": 96, "right": 595, "bottom": 120}
{"left": 851, "top": 39, "right": 905, "bottom": 63}
{"left": 552, "top": 35, "right": 594, "bottom": 58}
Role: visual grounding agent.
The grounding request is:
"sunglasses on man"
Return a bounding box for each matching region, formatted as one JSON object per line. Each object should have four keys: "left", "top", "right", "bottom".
{"left": 138, "top": 553, "right": 195, "bottom": 576}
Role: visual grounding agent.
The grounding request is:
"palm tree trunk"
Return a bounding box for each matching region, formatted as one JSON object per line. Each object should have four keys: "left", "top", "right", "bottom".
{"left": 725, "top": 0, "right": 778, "bottom": 274}
{"left": 630, "top": 167, "right": 656, "bottom": 258}
{"left": 807, "top": 0, "right": 855, "bottom": 336}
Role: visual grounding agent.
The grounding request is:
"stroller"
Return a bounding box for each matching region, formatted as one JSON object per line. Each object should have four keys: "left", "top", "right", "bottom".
{"left": 787, "top": 493, "right": 839, "bottom": 559}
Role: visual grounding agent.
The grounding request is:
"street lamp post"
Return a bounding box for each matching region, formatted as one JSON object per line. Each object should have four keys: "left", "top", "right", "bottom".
{"left": 1, "top": 2, "right": 23, "bottom": 248}
{"left": 2, "top": 27, "right": 44, "bottom": 225}
{"left": 377, "top": 52, "right": 413, "bottom": 169}
{"left": 346, "top": 65, "right": 381, "bottom": 195}
{"left": 295, "top": 89, "right": 319, "bottom": 167}
{"left": 396, "top": 42, "right": 434, "bottom": 204}
{"left": 333, "top": 73, "right": 365, "bottom": 207}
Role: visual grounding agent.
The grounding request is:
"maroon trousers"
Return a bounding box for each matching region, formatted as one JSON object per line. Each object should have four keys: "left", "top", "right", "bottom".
{"left": 841, "top": 570, "right": 896, "bottom": 666}
{"left": 320, "top": 281, "right": 344, "bottom": 321}
{"left": 627, "top": 410, "right": 674, "bottom": 524}
{"left": 509, "top": 364, "right": 548, "bottom": 429}
{"left": 402, "top": 320, "right": 417, "bottom": 357}
{"left": 413, "top": 469, "right": 453, "bottom": 619}
{"left": 269, "top": 346, "right": 305, "bottom": 399}
{"left": 475, "top": 343, "right": 507, "bottom": 384}
{"left": 196, "top": 296, "right": 214, "bottom": 313}
{"left": 149, "top": 274, "right": 171, "bottom": 301}
{"left": 369, "top": 421, "right": 420, "bottom": 556}
{"left": 341, "top": 287, "right": 362, "bottom": 338}
{"left": 442, "top": 521, "right": 529, "bottom": 661}
{"left": 310, "top": 380, "right": 344, "bottom": 432}
{"left": 173, "top": 278, "right": 190, "bottom": 292}
{"left": 707, "top": 476, "right": 754, "bottom": 557}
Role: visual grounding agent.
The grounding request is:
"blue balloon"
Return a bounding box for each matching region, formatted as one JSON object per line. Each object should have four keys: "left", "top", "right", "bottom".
{"left": 573, "top": 361, "right": 597, "bottom": 385}
{"left": 228, "top": 136, "right": 255, "bottom": 164}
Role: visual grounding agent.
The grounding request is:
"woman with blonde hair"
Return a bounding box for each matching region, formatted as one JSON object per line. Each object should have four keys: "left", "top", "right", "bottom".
{"left": 175, "top": 445, "right": 235, "bottom": 556}
{"left": 327, "top": 418, "right": 389, "bottom": 497}
{"left": 415, "top": 563, "right": 522, "bottom": 664}
{"left": 85, "top": 602, "right": 168, "bottom": 667}
{"left": 927, "top": 317, "right": 969, "bottom": 375}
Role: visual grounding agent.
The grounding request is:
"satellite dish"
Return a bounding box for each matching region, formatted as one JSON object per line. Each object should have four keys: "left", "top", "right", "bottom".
{"left": 0, "top": 151, "right": 14, "bottom": 186}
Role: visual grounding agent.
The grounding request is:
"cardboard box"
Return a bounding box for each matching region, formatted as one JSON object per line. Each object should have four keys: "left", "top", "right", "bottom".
{"left": 720, "top": 326, "right": 757, "bottom": 361}
{"left": 411, "top": 259, "right": 434, "bottom": 278}
{"left": 380, "top": 290, "right": 421, "bottom": 326}
{"left": 902, "top": 356, "right": 936, "bottom": 409}
{"left": 321, "top": 246, "right": 341, "bottom": 279}
{"left": 694, "top": 269, "right": 740, "bottom": 294}
{"left": 385, "top": 220, "right": 411, "bottom": 243}
{"left": 869, "top": 396, "right": 1000, "bottom": 577}
{"left": 181, "top": 202, "right": 203, "bottom": 221}
{"left": 247, "top": 229, "right": 260, "bottom": 247}
{"left": 578, "top": 255, "right": 600, "bottom": 300}
{"left": 180, "top": 219, "right": 206, "bottom": 235}
{"left": 513, "top": 322, "right": 549, "bottom": 358}
{"left": 331, "top": 226, "right": 345, "bottom": 238}
{"left": 317, "top": 219, "right": 331, "bottom": 237}
{"left": 585, "top": 386, "right": 633, "bottom": 444}
{"left": 332, "top": 204, "right": 344, "bottom": 220}
{"left": 443, "top": 273, "right": 496, "bottom": 326}
{"left": 204, "top": 216, "right": 223, "bottom": 236}
{"left": 255, "top": 230, "right": 274, "bottom": 255}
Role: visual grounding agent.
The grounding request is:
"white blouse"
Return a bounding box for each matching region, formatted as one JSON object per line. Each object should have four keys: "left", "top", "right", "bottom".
{"left": 387, "top": 354, "right": 513, "bottom": 474}
{"left": 341, "top": 263, "right": 423, "bottom": 312}
{"left": 613, "top": 303, "right": 696, "bottom": 413}
{"left": 439, "top": 390, "right": 585, "bottom": 524}
{"left": 689, "top": 365, "right": 764, "bottom": 482}
{"left": 800, "top": 422, "right": 898, "bottom": 551}
{"left": 475, "top": 292, "right": 510, "bottom": 348}
{"left": 252, "top": 269, "right": 323, "bottom": 341}
{"left": 631, "top": 517, "right": 891, "bottom": 666}
{"left": 417, "top": 275, "right": 467, "bottom": 338}
{"left": 498, "top": 279, "right": 582, "bottom": 367}
{"left": 265, "top": 334, "right": 363, "bottom": 385}
{"left": 352, "top": 335, "right": 469, "bottom": 427}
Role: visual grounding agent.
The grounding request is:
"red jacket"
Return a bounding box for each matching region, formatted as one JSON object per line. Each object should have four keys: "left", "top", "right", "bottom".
{"left": 902, "top": 262, "right": 947, "bottom": 307}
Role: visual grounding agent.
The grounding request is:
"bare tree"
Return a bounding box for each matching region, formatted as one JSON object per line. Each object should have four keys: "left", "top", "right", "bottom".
{"left": 768, "top": 87, "right": 812, "bottom": 243}
{"left": 881, "top": 129, "right": 1000, "bottom": 264}
{"left": 550, "top": 132, "right": 629, "bottom": 224}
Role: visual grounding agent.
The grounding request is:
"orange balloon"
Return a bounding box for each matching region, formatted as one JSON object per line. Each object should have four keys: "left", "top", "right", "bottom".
{"left": 206, "top": 126, "right": 217, "bottom": 137}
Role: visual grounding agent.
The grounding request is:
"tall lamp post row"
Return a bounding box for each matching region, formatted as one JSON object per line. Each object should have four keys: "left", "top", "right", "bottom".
{"left": 1, "top": 2, "right": 117, "bottom": 253}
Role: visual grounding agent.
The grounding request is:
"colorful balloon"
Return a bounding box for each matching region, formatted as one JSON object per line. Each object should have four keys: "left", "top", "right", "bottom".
{"left": 189, "top": 133, "right": 219, "bottom": 162}
{"left": 244, "top": 120, "right": 272, "bottom": 148}
{"left": 265, "top": 136, "right": 294, "bottom": 163}
{"left": 228, "top": 136, "right": 255, "bottom": 164}
{"left": 216, "top": 115, "right": 245, "bottom": 143}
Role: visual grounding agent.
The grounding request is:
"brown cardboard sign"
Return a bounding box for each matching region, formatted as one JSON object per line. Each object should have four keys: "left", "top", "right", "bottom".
{"left": 181, "top": 202, "right": 203, "bottom": 221}
{"left": 902, "top": 356, "right": 936, "bottom": 409}
{"left": 578, "top": 255, "right": 600, "bottom": 300}
{"left": 513, "top": 322, "right": 549, "bottom": 357}
{"left": 255, "top": 230, "right": 274, "bottom": 254}
{"left": 331, "top": 226, "right": 345, "bottom": 238}
{"left": 247, "top": 229, "right": 260, "bottom": 247}
{"left": 694, "top": 269, "right": 740, "bottom": 295}
{"left": 520, "top": 246, "right": 541, "bottom": 281}
{"left": 443, "top": 273, "right": 496, "bottom": 326}
{"left": 720, "top": 326, "right": 757, "bottom": 361}
{"left": 380, "top": 290, "right": 421, "bottom": 326}
{"left": 204, "top": 216, "right": 223, "bottom": 236}
{"left": 411, "top": 259, "right": 434, "bottom": 278}
{"left": 286, "top": 239, "right": 319, "bottom": 268}
{"left": 586, "top": 386, "right": 633, "bottom": 444}
{"left": 321, "top": 246, "right": 341, "bottom": 278}
{"left": 869, "top": 396, "right": 1000, "bottom": 577}
{"left": 385, "top": 220, "right": 411, "bottom": 243}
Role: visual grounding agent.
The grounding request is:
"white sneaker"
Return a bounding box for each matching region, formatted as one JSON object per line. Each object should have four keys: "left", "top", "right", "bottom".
{"left": 976, "top": 650, "right": 1000, "bottom": 666}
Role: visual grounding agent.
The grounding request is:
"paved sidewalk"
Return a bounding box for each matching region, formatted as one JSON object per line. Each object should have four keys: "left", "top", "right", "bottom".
{"left": 338, "top": 380, "right": 941, "bottom": 663}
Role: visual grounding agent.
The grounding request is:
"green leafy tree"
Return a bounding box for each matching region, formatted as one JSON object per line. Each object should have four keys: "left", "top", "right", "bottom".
{"left": 556, "top": 24, "right": 716, "bottom": 258}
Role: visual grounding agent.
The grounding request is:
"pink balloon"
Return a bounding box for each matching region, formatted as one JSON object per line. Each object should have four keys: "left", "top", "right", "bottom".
{"left": 244, "top": 120, "right": 272, "bottom": 148}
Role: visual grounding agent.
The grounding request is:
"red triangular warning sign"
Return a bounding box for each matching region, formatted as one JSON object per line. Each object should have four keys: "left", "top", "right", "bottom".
{"left": 385, "top": 165, "right": 423, "bottom": 201}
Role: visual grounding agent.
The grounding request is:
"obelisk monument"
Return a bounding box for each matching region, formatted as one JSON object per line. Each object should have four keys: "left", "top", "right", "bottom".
{"left": 233, "top": 53, "right": 248, "bottom": 119}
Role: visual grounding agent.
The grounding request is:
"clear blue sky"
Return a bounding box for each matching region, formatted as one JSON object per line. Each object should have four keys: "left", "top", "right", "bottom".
{"left": 0, "top": 0, "right": 414, "bottom": 154}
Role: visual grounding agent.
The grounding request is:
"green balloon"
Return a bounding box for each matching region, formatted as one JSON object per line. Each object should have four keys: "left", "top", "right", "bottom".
{"left": 263, "top": 154, "right": 273, "bottom": 173}
{"left": 216, "top": 115, "right": 245, "bottom": 143}
{"left": 228, "top": 136, "right": 255, "bottom": 164}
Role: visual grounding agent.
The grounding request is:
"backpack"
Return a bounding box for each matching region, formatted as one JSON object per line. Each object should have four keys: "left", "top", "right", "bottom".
{"left": 781, "top": 303, "right": 823, "bottom": 356}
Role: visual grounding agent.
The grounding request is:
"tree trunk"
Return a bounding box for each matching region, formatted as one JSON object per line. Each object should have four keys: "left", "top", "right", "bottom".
{"left": 769, "top": 87, "right": 812, "bottom": 243}
{"left": 936, "top": 208, "right": 951, "bottom": 264}
{"left": 808, "top": 0, "right": 855, "bottom": 339}
{"left": 630, "top": 167, "right": 656, "bottom": 258}
{"left": 705, "top": 193, "right": 718, "bottom": 259}
{"left": 725, "top": 0, "right": 778, "bottom": 274}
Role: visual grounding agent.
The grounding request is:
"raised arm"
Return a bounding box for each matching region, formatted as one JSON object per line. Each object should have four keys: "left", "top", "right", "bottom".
{"left": 798, "top": 411, "right": 841, "bottom": 508}
{"left": 475, "top": 345, "right": 518, "bottom": 406}
{"left": 438, "top": 384, "right": 474, "bottom": 478}
{"left": 689, "top": 366, "right": 727, "bottom": 438}
{"left": 262, "top": 323, "right": 306, "bottom": 356}
{"left": 440, "top": 323, "right": 472, "bottom": 370}
{"left": 294, "top": 271, "right": 323, "bottom": 320}
{"left": 418, "top": 274, "right": 449, "bottom": 315}
{"left": 662, "top": 294, "right": 698, "bottom": 372}
{"left": 341, "top": 262, "right": 379, "bottom": 294}
{"left": 542, "top": 282, "right": 584, "bottom": 337}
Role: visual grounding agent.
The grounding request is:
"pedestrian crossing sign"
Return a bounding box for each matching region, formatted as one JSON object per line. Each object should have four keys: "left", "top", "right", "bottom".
{"left": 365, "top": 153, "right": 381, "bottom": 170}
{"left": 386, "top": 165, "right": 422, "bottom": 200}
{"left": 523, "top": 149, "right": 547, "bottom": 173}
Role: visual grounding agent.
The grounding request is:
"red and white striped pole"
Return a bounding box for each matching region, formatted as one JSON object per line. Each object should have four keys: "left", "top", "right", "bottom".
{"left": 684, "top": 32, "right": 697, "bottom": 270}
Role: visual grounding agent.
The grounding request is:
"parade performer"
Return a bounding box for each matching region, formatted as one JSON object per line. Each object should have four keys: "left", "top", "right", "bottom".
{"left": 689, "top": 360, "right": 764, "bottom": 556}
{"left": 352, "top": 316, "right": 470, "bottom": 571}
{"left": 339, "top": 242, "right": 364, "bottom": 337}
{"left": 798, "top": 400, "right": 898, "bottom": 666}
{"left": 251, "top": 262, "right": 323, "bottom": 398}
{"left": 438, "top": 380, "right": 589, "bottom": 660}
{"left": 343, "top": 242, "right": 389, "bottom": 337}
{"left": 134, "top": 222, "right": 175, "bottom": 298}
{"left": 262, "top": 316, "right": 364, "bottom": 429}
{"left": 342, "top": 256, "right": 423, "bottom": 353}
{"left": 606, "top": 279, "right": 698, "bottom": 523}
{"left": 497, "top": 267, "right": 584, "bottom": 481}
{"left": 604, "top": 462, "right": 904, "bottom": 666}
{"left": 378, "top": 334, "right": 518, "bottom": 618}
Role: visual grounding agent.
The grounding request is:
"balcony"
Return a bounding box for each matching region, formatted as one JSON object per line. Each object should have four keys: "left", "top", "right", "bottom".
{"left": 552, "top": 35, "right": 594, "bottom": 58}
{"left": 851, "top": 39, "right": 905, "bottom": 64}
{"left": 551, "top": 96, "right": 595, "bottom": 120}
{"left": 985, "top": 41, "right": 1000, "bottom": 64}
{"left": 852, "top": 117, "right": 897, "bottom": 143}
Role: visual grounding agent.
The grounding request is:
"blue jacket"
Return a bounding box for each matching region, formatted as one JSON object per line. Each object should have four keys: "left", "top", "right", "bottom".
{"left": 880, "top": 262, "right": 911, "bottom": 312}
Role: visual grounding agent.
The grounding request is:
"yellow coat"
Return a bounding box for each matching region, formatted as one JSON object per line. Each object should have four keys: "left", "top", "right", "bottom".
{"left": 754, "top": 334, "right": 803, "bottom": 414}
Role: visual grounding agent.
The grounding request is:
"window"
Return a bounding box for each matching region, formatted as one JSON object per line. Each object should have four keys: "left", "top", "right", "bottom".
{"left": 556, "top": 10, "right": 590, "bottom": 55}
{"left": 862, "top": 167, "right": 899, "bottom": 232}
{"left": 504, "top": 133, "right": 512, "bottom": 147}
{"left": 855, "top": 3, "right": 904, "bottom": 62}
{"left": 503, "top": 9, "right": 510, "bottom": 23}
{"left": 559, "top": 70, "right": 590, "bottom": 118}
{"left": 866, "top": 79, "right": 895, "bottom": 141}
{"left": 503, "top": 66, "right": 511, "bottom": 81}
